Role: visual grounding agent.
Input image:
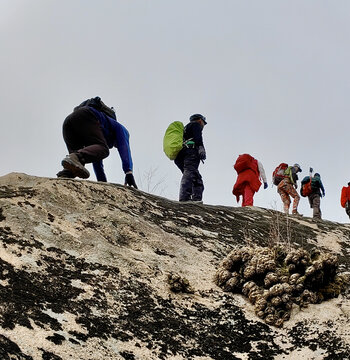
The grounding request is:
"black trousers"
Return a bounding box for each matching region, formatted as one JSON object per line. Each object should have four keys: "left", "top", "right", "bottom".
{"left": 175, "top": 148, "right": 204, "bottom": 201}
{"left": 346, "top": 201, "right": 350, "bottom": 219}
{"left": 63, "top": 107, "right": 109, "bottom": 164}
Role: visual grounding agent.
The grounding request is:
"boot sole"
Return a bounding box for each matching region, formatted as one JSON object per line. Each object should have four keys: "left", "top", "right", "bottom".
{"left": 61, "top": 158, "right": 90, "bottom": 179}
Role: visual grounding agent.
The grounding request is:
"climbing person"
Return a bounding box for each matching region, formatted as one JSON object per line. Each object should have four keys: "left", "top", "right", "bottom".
{"left": 232, "top": 154, "right": 268, "bottom": 207}
{"left": 277, "top": 163, "right": 302, "bottom": 215}
{"left": 174, "top": 114, "right": 207, "bottom": 202}
{"left": 340, "top": 182, "right": 350, "bottom": 219}
{"left": 57, "top": 97, "right": 137, "bottom": 188}
{"left": 301, "top": 171, "right": 325, "bottom": 220}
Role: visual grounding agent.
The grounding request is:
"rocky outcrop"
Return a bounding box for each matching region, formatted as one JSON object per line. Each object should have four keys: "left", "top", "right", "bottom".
{"left": 0, "top": 173, "right": 349, "bottom": 360}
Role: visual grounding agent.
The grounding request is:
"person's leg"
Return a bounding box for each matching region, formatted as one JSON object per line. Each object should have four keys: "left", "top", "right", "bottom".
{"left": 174, "top": 150, "right": 185, "bottom": 173}
{"left": 61, "top": 108, "right": 110, "bottom": 178}
{"left": 312, "top": 194, "right": 321, "bottom": 219}
{"left": 242, "top": 184, "right": 254, "bottom": 206}
{"left": 179, "top": 172, "right": 192, "bottom": 201}
{"left": 191, "top": 171, "right": 204, "bottom": 201}
{"left": 283, "top": 183, "right": 300, "bottom": 214}
{"left": 346, "top": 207, "right": 350, "bottom": 220}
{"left": 308, "top": 195, "right": 313, "bottom": 209}
{"left": 179, "top": 149, "right": 200, "bottom": 201}
{"left": 278, "top": 182, "right": 291, "bottom": 214}
{"left": 63, "top": 108, "right": 109, "bottom": 164}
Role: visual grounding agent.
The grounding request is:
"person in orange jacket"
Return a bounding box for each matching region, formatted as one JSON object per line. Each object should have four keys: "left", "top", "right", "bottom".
{"left": 232, "top": 154, "right": 268, "bottom": 207}
{"left": 340, "top": 182, "right": 350, "bottom": 219}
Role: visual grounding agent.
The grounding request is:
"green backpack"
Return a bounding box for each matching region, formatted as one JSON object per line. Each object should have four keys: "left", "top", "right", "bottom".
{"left": 163, "top": 121, "right": 184, "bottom": 160}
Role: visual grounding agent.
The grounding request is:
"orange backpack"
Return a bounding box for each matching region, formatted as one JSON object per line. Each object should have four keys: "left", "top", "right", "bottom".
{"left": 301, "top": 176, "right": 312, "bottom": 197}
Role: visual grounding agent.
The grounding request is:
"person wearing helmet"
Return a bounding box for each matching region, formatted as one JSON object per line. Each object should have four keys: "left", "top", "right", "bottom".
{"left": 174, "top": 114, "right": 207, "bottom": 202}
{"left": 277, "top": 163, "right": 302, "bottom": 215}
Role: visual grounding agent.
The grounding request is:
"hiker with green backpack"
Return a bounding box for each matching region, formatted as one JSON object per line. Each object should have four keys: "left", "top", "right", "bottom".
{"left": 300, "top": 169, "right": 325, "bottom": 220}
{"left": 163, "top": 114, "right": 207, "bottom": 202}
{"left": 57, "top": 97, "right": 137, "bottom": 188}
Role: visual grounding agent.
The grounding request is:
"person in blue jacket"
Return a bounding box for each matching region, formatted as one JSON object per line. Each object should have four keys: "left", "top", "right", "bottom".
{"left": 57, "top": 97, "right": 137, "bottom": 188}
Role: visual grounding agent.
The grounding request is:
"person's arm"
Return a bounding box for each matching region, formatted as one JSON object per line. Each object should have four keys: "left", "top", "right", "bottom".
{"left": 93, "top": 160, "right": 107, "bottom": 182}
{"left": 257, "top": 161, "right": 268, "bottom": 188}
{"left": 320, "top": 181, "right": 325, "bottom": 196}
{"left": 114, "top": 122, "right": 138, "bottom": 188}
{"left": 114, "top": 122, "right": 133, "bottom": 173}
{"left": 257, "top": 161, "right": 267, "bottom": 183}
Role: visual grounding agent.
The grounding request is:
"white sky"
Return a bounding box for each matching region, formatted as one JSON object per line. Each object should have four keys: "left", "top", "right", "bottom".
{"left": 1, "top": 0, "right": 349, "bottom": 223}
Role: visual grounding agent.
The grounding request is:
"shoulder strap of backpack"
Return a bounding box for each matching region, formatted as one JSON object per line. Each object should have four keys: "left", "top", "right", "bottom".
{"left": 74, "top": 97, "right": 116, "bottom": 120}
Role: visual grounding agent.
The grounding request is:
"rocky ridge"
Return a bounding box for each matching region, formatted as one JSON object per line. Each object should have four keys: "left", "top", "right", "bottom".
{"left": 0, "top": 173, "right": 349, "bottom": 360}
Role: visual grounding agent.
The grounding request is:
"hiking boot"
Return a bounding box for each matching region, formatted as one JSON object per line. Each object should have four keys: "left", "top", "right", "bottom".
{"left": 61, "top": 153, "right": 90, "bottom": 179}
{"left": 292, "top": 210, "right": 302, "bottom": 216}
{"left": 56, "top": 169, "right": 76, "bottom": 179}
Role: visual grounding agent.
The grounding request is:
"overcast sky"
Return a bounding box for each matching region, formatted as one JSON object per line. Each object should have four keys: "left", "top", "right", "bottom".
{"left": 1, "top": 1, "right": 350, "bottom": 223}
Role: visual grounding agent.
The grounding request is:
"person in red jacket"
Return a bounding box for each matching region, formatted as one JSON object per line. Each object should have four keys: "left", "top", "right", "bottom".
{"left": 340, "top": 182, "right": 350, "bottom": 219}
{"left": 232, "top": 154, "right": 268, "bottom": 207}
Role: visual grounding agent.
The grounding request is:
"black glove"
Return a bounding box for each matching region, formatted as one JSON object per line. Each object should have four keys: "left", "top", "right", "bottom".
{"left": 124, "top": 173, "right": 138, "bottom": 189}
{"left": 264, "top": 182, "right": 268, "bottom": 189}
{"left": 198, "top": 146, "right": 206, "bottom": 161}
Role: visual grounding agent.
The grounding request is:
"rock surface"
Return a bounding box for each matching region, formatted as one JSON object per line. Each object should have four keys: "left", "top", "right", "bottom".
{"left": 0, "top": 172, "right": 349, "bottom": 360}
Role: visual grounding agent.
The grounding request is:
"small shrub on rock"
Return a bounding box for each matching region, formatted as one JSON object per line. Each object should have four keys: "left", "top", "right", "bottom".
{"left": 214, "top": 246, "right": 347, "bottom": 327}
{"left": 167, "top": 273, "right": 194, "bottom": 294}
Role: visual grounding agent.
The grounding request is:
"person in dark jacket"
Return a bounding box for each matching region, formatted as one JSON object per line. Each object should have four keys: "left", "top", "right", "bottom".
{"left": 57, "top": 97, "right": 137, "bottom": 188}
{"left": 174, "top": 114, "right": 207, "bottom": 202}
{"left": 307, "top": 173, "right": 325, "bottom": 219}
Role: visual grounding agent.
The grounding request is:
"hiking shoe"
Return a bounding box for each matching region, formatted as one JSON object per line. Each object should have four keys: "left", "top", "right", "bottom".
{"left": 292, "top": 211, "right": 302, "bottom": 216}
{"left": 61, "top": 153, "right": 90, "bottom": 179}
{"left": 56, "top": 169, "right": 76, "bottom": 179}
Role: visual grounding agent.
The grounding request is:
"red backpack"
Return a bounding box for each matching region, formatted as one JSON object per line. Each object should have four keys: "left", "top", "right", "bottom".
{"left": 272, "top": 163, "right": 288, "bottom": 185}
{"left": 234, "top": 154, "right": 256, "bottom": 174}
{"left": 301, "top": 176, "right": 312, "bottom": 197}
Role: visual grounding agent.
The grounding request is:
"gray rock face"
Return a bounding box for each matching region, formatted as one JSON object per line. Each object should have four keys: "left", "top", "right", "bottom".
{"left": 0, "top": 172, "right": 349, "bottom": 360}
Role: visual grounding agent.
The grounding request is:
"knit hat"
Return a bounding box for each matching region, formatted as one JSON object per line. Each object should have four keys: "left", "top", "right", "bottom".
{"left": 190, "top": 114, "right": 207, "bottom": 124}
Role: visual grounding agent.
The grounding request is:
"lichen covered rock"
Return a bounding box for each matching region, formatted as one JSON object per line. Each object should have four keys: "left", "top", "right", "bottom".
{"left": 0, "top": 173, "right": 349, "bottom": 359}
